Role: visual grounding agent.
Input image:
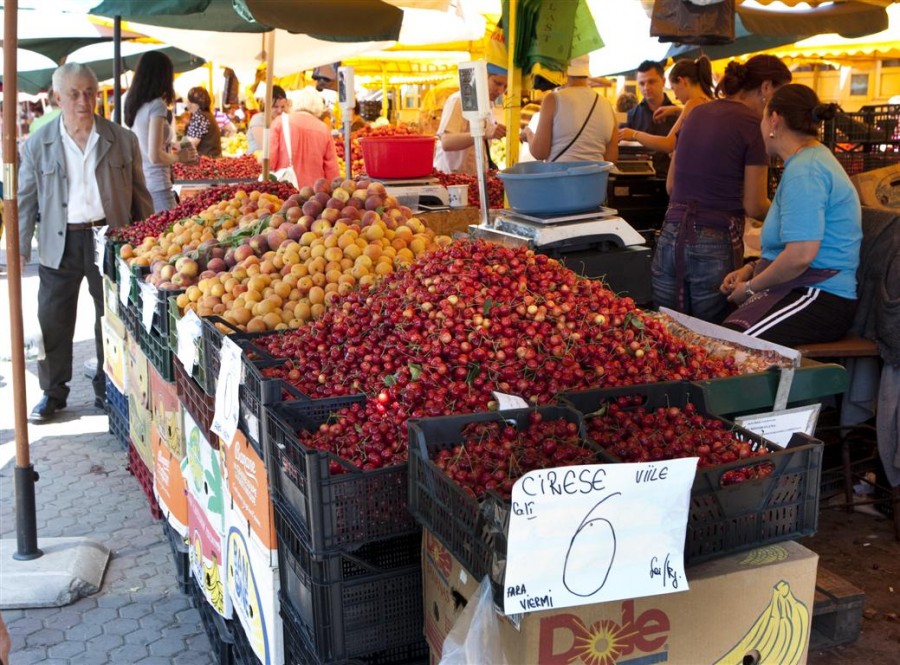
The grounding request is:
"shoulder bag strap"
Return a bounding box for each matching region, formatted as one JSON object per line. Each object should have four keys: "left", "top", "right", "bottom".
{"left": 280, "top": 112, "right": 293, "bottom": 162}
{"left": 550, "top": 92, "right": 599, "bottom": 163}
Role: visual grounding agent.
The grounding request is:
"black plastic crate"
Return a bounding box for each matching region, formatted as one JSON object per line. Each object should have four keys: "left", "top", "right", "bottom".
{"left": 266, "top": 396, "right": 418, "bottom": 557}
{"left": 560, "top": 381, "right": 824, "bottom": 565}
{"left": 833, "top": 146, "right": 900, "bottom": 176}
{"left": 229, "top": 616, "right": 259, "bottom": 665}
{"left": 168, "top": 296, "right": 211, "bottom": 394}
{"left": 810, "top": 566, "right": 866, "bottom": 651}
{"left": 164, "top": 522, "right": 192, "bottom": 596}
{"left": 192, "top": 577, "right": 236, "bottom": 665}
{"left": 407, "top": 405, "right": 588, "bottom": 597}
{"left": 120, "top": 292, "right": 139, "bottom": 338}
{"left": 106, "top": 381, "right": 129, "bottom": 451}
{"left": 275, "top": 509, "right": 423, "bottom": 663}
{"left": 281, "top": 595, "right": 429, "bottom": 665}
{"left": 201, "top": 316, "right": 269, "bottom": 398}
{"left": 824, "top": 104, "right": 900, "bottom": 144}
{"left": 103, "top": 239, "right": 123, "bottom": 283}
{"left": 127, "top": 442, "right": 163, "bottom": 521}
{"left": 173, "top": 357, "right": 218, "bottom": 449}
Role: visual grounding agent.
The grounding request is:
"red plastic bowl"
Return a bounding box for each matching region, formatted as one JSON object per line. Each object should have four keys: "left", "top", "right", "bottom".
{"left": 360, "top": 135, "right": 436, "bottom": 179}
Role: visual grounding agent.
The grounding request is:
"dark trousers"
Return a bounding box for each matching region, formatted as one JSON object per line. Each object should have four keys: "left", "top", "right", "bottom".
{"left": 37, "top": 228, "right": 106, "bottom": 402}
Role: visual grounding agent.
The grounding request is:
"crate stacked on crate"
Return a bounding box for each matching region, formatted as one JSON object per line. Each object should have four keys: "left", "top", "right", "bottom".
{"left": 163, "top": 521, "right": 192, "bottom": 596}
{"left": 105, "top": 376, "right": 129, "bottom": 451}
{"left": 824, "top": 104, "right": 900, "bottom": 176}
{"left": 173, "top": 357, "right": 217, "bottom": 449}
{"left": 263, "top": 396, "right": 424, "bottom": 665}
{"left": 127, "top": 442, "right": 163, "bottom": 521}
{"left": 191, "top": 576, "right": 237, "bottom": 665}
{"left": 408, "top": 382, "right": 824, "bottom": 600}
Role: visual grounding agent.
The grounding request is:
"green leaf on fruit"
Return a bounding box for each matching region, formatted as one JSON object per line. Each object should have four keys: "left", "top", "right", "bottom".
{"left": 383, "top": 374, "right": 397, "bottom": 387}
{"left": 482, "top": 298, "right": 494, "bottom": 316}
{"left": 465, "top": 363, "right": 481, "bottom": 385}
{"left": 409, "top": 363, "right": 423, "bottom": 381}
{"left": 354, "top": 424, "right": 363, "bottom": 434}
{"left": 624, "top": 312, "right": 644, "bottom": 330}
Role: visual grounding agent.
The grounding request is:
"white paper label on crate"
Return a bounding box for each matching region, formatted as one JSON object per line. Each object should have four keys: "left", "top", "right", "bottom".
{"left": 242, "top": 411, "right": 260, "bottom": 446}
{"left": 736, "top": 404, "right": 820, "bottom": 449}
{"left": 492, "top": 391, "right": 530, "bottom": 411}
{"left": 176, "top": 309, "right": 203, "bottom": 374}
{"left": 117, "top": 259, "right": 130, "bottom": 307}
{"left": 92, "top": 225, "right": 108, "bottom": 272}
{"left": 503, "top": 458, "right": 698, "bottom": 615}
{"left": 212, "top": 336, "right": 243, "bottom": 445}
{"left": 139, "top": 281, "right": 157, "bottom": 332}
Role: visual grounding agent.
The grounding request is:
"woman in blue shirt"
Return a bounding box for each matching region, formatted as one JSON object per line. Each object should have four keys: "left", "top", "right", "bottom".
{"left": 721, "top": 84, "right": 862, "bottom": 346}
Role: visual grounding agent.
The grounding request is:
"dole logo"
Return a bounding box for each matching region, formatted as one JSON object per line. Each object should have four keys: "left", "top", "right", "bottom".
{"left": 425, "top": 531, "right": 453, "bottom": 579}
{"left": 538, "top": 600, "right": 669, "bottom": 665}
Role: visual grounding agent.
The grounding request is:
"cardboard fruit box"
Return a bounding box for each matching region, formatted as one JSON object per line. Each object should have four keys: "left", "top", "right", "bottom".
{"left": 423, "top": 529, "right": 819, "bottom": 665}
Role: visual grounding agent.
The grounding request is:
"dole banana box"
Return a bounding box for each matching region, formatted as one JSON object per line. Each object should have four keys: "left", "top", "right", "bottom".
{"left": 101, "top": 314, "right": 127, "bottom": 394}
{"left": 152, "top": 425, "right": 188, "bottom": 537}
{"left": 126, "top": 333, "right": 152, "bottom": 469}
{"left": 221, "top": 428, "right": 277, "bottom": 566}
{"left": 183, "top": 408, "right": 227, "bottom": 535}
{"left": 225, "top": 498, "right": 283, "bottom": 665}
{"left": 102, "top": 275, "right": 122, "bottom": 328}
{"left": 187, "top": 482, "right": 232, "bottom": 619}
{"left": 423, "top": 530, "right": 818, "bottom": 665}
{"left": 149, "top": 364, "right": 184, "bottom": 457}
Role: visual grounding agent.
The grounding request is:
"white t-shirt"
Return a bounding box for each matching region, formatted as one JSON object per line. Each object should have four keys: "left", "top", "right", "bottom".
{"left": 548, "top": 87, "right": 617, "bottom": 163}
{"left": 433, "top": 91, "right": 496, "bottom": 175}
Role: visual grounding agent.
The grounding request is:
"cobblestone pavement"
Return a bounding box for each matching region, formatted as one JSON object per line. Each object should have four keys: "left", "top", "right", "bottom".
{"left": 0, "top": 261, "right": 214, "bottom": 665}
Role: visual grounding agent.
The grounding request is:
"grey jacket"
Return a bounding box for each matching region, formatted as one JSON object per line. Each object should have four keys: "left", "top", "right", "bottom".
{"left": 18, "top": 114, "right": 154, "bottom": 269}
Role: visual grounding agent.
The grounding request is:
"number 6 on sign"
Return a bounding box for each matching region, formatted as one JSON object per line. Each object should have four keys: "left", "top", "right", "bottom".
{"left": 212, "top": 336, "right": 242, "bottom": 444}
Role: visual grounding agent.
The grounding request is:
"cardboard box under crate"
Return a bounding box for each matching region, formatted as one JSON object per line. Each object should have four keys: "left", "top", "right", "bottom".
{"left": 424, "top": 532, "right": 819, "bottom": 665}
{"left": 101, "top": 314, "right": 127, "bottom": 394}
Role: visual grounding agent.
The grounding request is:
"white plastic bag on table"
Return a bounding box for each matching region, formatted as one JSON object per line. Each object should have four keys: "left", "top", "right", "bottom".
{"left": 439, "top": 576, "right": 508, "bottom": 665}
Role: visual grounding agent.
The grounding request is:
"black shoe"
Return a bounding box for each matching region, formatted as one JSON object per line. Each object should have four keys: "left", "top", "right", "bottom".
{"left": 94, "top": 396, "right": 106, "bottom": 411}
{"left": 29, "top": 395, "right": 67, "bottom": 421}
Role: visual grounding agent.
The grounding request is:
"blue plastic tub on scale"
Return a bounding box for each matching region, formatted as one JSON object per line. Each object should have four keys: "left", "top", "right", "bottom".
{"left": 497, "top": 160, "right": 613, "bottom": 215}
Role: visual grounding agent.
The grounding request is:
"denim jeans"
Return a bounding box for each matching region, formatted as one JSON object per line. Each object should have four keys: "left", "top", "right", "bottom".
{"left": 651, "top": 222, "right": 737, "bottom": 323}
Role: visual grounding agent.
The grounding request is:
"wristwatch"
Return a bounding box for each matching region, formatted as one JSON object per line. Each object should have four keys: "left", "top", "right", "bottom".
{"left": 744, "top": 281, "right": 756, "bottom": 298}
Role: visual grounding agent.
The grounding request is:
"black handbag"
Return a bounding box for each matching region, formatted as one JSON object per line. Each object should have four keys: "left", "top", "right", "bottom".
{"left": 650, "top": 0, "right": 736, "bottom": 45}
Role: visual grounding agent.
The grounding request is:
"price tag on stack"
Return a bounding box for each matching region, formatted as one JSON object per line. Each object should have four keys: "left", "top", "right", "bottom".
{"left": 93, "top": 225, "right": 108, "bottom": 272}
{"left": 176, "top": 309, "right": 204, "bottom": 374}
{"left": 139, "top": 281, "right": 157, "bottom": 332}
{"left": 117, "top": 259, "right": 131, "bottom": 307}
{"left": 212, "top": 336, "right": 243, "bottom": 445}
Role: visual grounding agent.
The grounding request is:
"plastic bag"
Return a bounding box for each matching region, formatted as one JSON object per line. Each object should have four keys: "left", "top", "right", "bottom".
{"left": 650, "top": 0, "right": 735, "bottom": 45}
{"left": 440, "top": 576, "right": 508, "bottom": 665}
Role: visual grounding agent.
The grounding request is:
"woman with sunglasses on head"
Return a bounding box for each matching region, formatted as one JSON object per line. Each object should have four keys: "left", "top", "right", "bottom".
{"left": 721, "top": 84, "right": 861, "bottom": 346}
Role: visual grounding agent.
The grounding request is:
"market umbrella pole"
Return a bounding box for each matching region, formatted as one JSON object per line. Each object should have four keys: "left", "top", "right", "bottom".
{"left": 261, "top": 31, "right": 275, "bottom": 181}
{"left": 3, "top": 0, "right": 41, "bottom": 561}
{"left": 113, "top": 16, "right": 122, "bottom": 124}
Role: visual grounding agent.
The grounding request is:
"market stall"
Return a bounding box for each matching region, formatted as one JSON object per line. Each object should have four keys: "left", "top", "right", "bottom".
{"left": 7, "top": 3, "right": 897, "bottom": 665}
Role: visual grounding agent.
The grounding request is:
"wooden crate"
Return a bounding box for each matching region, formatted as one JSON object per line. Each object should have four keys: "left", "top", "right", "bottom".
{"left": 810, "top": 566, "right": 866, "bottom": 650}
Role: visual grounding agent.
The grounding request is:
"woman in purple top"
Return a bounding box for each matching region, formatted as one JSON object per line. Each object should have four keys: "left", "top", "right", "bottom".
{"left": 651, "top": 55, "right": 792, "bottom": 323}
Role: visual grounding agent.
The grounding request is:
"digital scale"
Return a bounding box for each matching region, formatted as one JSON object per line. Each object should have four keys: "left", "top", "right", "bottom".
{"left": 470, "top": 207, "right": 654, "bottom": 305}
{"left": 379, "top": 177, "right": 450, "bottom": 207}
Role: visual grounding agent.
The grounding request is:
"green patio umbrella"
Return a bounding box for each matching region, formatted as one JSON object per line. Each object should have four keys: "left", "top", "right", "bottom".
{"left": 2, "top": 45, "right": 205, "bottom": 94}
{"left": 90, "top": 0, "right": 404, "bottom": 41}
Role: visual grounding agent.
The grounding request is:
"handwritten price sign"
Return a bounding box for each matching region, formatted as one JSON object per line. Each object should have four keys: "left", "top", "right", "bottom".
{"left": 503, "top": 458, "right": 698, "bottom": 615}
{"left": 211, "top": 336, "right": 243, "bottom": 445}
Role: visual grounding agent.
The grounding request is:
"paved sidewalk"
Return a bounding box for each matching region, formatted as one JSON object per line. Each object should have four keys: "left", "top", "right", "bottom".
{"left": 0, "top": 262, "right": 214, "bottom": 665}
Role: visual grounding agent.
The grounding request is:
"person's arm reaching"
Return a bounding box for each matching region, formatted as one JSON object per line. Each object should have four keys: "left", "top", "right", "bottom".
{"left": 742, "top": 165, "right": 771, "bottom": 221}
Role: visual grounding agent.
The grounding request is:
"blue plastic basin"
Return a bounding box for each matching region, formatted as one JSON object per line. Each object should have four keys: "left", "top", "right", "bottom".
{"left": 498, "top": 161, "right": 613, "bottom": 215}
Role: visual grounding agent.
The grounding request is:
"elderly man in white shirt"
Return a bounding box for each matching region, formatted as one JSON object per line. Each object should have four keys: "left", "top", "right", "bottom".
{"left": 18, "top": 63, "right": 152, "bottom": 421}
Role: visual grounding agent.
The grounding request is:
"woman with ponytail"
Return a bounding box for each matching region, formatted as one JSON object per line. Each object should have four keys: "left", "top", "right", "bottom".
{"left": 619, "top": 56, "right": 713, "bottom": 155}
{"left": 652, "top": 54, "right": 792, "bottom": 323}
{"left": 720, "top": 84, "right": 861, "bottom": 346}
